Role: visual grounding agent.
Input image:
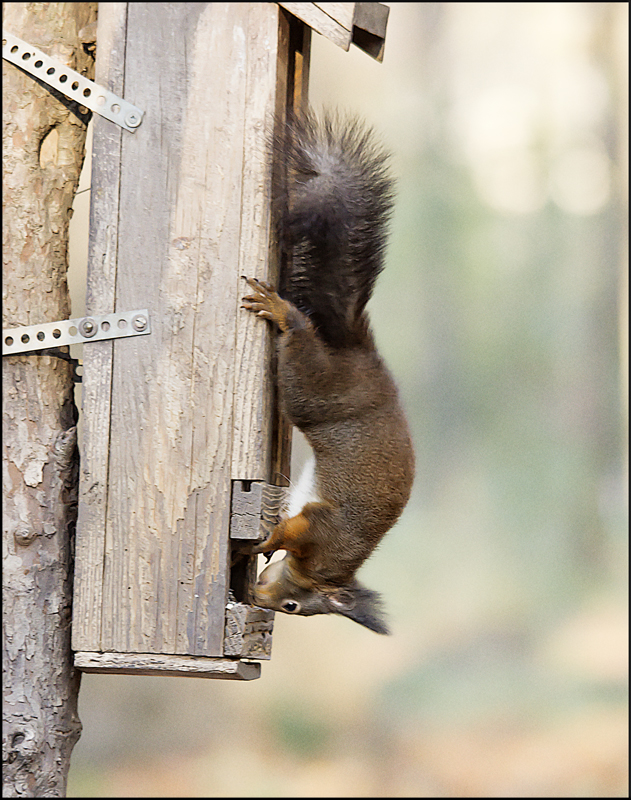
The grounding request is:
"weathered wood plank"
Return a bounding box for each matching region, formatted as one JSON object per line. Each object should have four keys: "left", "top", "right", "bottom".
{"left": 280, "top": 2, "right": 388, "bottom": 62}
{"left": 279, "top": 2, "right": 352, "bottom": 50}
{"left": 224, "top": 603, "right": 274, "bottom": 660}
{"left": 230, "top": 2, "right": 283, "bottom": 483}
{"left": 101, "top": 2, "right": 220, "bottom": 655}
{"left": 315, "top": 3, "right": 356, "bottom": 31}
{"left": 348, "top": 2, "right": 389, "bottom": 62}
{"left": 74, "top": 652, "right": 261, "bottom": 680}
{"left": 72, "top": 2, "right": 128, "bottom": 653}
{"left": 230, "top": 481, "right": 286, "bottom": 540}
{"left": 353, "top": 2, "right": 390, "bottom": 39}
{"left": 180, "top": 1, "right": 252, "bottom": 656}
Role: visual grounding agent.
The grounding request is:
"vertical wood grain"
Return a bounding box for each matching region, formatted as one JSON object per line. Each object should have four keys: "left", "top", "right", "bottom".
{"left": 230, "top": 3, "right": 285, "bottom": 483}
{"left": 74, "top": 1, "right": 292, "bottom": 660}
{"left": 176, "top": 2, "right": 251, "bottom": 655}
{"left": 72, "top": 2, "right": 128, "bottom": 652}
{"left": 103, "top": 1, "right": 207, "bottom": 653}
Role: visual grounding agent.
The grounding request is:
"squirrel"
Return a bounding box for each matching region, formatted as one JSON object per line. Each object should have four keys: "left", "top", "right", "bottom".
{"left": 241, "top": 110, "right": 414, "bottom": 634}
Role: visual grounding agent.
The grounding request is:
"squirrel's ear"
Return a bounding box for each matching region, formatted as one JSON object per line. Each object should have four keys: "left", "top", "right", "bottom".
{"left": 328, "top": 586, "right": 390, "bottom": 635}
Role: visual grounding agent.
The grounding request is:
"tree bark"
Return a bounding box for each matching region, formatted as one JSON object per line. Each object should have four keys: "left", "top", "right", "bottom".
{"left": 2, "top": 3, "right": 97, "bottom": 796}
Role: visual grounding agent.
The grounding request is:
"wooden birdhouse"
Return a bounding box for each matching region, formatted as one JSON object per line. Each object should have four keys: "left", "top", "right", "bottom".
{"left": 72, "top": 2, "right": 389, "bottom": 680}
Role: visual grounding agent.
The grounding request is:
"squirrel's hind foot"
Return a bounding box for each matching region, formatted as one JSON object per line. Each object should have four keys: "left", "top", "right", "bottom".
{"left": 241, "top": 277, "right": 299, "bottom": 333}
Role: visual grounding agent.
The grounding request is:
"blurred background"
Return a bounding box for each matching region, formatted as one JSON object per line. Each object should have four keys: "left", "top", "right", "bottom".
{"left": 67, "top": 3, "right": 628, "bottom": 797}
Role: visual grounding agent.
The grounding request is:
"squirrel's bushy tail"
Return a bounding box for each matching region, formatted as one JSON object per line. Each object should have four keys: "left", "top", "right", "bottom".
{"left": 275, "top": 110, "right": 394, "bottom": 348}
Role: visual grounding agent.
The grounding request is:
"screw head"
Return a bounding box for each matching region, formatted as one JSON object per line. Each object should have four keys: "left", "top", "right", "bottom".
{"left": 132, "top": 314, "right": 147, "bottom": 332}
{"left": 125, "top": 111, "right": 141, "bottom": 128}
{"left": 79, "top": 317, "right": 97, "bottom": 337}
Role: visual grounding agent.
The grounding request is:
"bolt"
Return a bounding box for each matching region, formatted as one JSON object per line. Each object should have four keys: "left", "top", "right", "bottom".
{"left": 79, "top": 317, "right": 97, "bottom": 338}
{"left": 132, "top": 314, "right": 147, "bottom": 332}
{"left": 125, "top": 111, "right": 141, "bottom": 128}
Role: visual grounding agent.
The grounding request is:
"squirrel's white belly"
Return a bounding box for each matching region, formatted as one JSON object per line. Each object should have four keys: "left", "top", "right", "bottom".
{"left": 286, "top": 456, "right": 319, "bottom": 517}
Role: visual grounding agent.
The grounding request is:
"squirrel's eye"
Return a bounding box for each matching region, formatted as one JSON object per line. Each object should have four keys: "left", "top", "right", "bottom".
{"left": 281, "top": 600, "right": 300, "bottom": 613}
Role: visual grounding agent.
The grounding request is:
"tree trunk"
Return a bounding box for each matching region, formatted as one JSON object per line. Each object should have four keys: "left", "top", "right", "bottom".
{"left": 2, "top": 3, "right": 97, "bottom": 796}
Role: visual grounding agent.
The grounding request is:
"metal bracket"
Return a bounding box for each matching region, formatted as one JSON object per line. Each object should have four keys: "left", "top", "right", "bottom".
{"left": 3, "top": 310, "right": 151, "bottom": 356}
{"left": 2, "top": 30, "right": 144, "bottom": 132}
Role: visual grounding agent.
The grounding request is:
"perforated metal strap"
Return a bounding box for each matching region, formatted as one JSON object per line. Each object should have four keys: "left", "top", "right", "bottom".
{"left": 3, "top": 310, "right": 151, "bottom": 356}
{"left": 2, "top": 30, "right": 144, "bottom": 132}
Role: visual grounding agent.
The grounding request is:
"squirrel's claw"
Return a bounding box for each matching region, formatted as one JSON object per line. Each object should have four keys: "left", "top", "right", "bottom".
{"left": 240, "top": 277, "right": 295, "bottom": 332}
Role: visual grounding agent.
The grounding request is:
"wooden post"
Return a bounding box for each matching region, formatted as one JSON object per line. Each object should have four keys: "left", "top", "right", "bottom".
{"left": 72, "top": 2, "right": 308, "bottom": 678}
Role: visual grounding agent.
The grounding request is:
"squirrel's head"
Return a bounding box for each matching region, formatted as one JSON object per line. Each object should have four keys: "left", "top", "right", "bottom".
{"left": 253, "top": 556, "right": 390, "bottom": 634}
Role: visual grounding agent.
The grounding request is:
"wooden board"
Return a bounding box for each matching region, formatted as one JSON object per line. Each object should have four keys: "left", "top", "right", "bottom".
{"left": 279, "top": 2, "right": 352, "bottom": 50}
{"left": 278, "top": 2, "right": 388, "bottom": 61}
{"left": 74, "top": 652, "right": 261, "bottom": 680}
{"left": 73, "top": 2, "right": 288, "bottom": 662}
{"left": 72, "top": 1, "right": 127, "bottom": 653}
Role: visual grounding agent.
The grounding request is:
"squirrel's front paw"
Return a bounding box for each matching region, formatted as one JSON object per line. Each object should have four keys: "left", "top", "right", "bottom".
{"left": 241, "top": 277, "right": 293, "bottom": 331}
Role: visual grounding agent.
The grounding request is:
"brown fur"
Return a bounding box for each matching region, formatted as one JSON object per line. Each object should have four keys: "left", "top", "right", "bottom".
{"left": 242, "top": 278, "right": 414, "bottom": 634}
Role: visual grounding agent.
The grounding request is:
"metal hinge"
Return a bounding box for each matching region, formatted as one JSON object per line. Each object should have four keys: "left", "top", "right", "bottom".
{"left": 2, "top": 30, "right": 144, "bottom": 132}
{"left": 2, "top": 310, "right": 151, "bottom": 357}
